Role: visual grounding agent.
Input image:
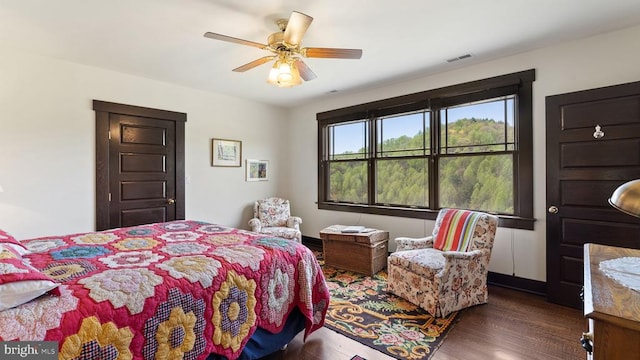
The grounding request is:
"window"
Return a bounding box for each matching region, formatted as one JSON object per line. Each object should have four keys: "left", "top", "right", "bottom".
{"left": 327, "top": 120, "right": 368, "bottom": 203}
{"left": 438, "top": 97, "right": 515, "bottom": 213}
{"left": 376, "top": 111, "right": 430, "bottom": 207}
{"left": 317, "top": 70, "right": 535, "bottom": 229}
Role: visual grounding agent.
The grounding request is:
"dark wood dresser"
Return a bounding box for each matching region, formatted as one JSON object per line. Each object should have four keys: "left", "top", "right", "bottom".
{"left": 583, "top": 243, "right": 640, "bottom": 359}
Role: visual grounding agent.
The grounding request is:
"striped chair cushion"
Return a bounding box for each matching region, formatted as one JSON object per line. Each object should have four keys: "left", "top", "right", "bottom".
{"left": 433, "top": 209, "right": 481, "bottom": 252}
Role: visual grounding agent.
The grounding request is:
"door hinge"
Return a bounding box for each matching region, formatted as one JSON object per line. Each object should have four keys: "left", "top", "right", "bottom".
{"left": 108, "top": 193, "right": 112, "bottom": 202}
{"left": 108, "top": 131, "right": 111, "bottom": 140}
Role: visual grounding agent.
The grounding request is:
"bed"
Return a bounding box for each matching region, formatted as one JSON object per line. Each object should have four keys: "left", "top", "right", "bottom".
{"left": 0, "top": 220, "right": 329, "bottom": 360}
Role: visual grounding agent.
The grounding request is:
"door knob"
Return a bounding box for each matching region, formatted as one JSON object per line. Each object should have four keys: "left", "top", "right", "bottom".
{"left": 167, "top": 198, "right": 176, "bottom": 205}
{"left": 548, "top": 206, "right": 558, "bottom": 214}
{"left": 593, "top": 125, "right": 604, "bottom": 139}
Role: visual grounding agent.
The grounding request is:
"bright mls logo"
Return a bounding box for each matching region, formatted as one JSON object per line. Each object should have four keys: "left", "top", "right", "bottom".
{"left": 1, "top": 342, "right": 57, "bottom": 360}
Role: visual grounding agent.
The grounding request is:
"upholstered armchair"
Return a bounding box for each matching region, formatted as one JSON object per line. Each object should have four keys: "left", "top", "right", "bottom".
{"left": 248, "top": 197, "right": 302, "bottom": 242}
{"left": 387, "top": 208, "right": 498, "bottom": 317}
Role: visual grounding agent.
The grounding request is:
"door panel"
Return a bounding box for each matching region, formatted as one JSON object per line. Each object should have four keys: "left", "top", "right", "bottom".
{"left": 121, "top": 181, "right": 166, "bottom": 200}
{"left": 560, "top": 180, "right": 621, "bottom": 207}
{"left": 120, "top": 153, "right": 167, "bottom": 172}
{"left": 561, "top": 95, "right": 640, "bottom": 129}
{"left": 94, "top": 100, "right": 186, "bottom": 231}
{"left": 546, "top": 81, "right": 640, "bottom": 309}
{"left": 121, "top": 124, "right": 167, "bottom": 145}
{"left": 561, "top": 139, "right": 640, "bottom": 167}
{"left": 120, "top": 207, "right": 167, "bottom": 227}
{"left": 560, "top": 257, "right": 583, "bottom": 284}
{"left": 562, "top": 219, "right": 639, "bottom": 248}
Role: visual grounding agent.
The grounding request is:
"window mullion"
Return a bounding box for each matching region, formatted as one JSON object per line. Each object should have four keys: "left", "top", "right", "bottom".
{"left": 503, "top": 99, "right": 508, "bottom": 151}
{"left": 368, "top": 117, "right": 376, "bottom": 205}
{"left": 430, "top": 107, "right": 440, "bottom": 209}
{"left": 329, "top": 126, "right": 334, "bottom": 160}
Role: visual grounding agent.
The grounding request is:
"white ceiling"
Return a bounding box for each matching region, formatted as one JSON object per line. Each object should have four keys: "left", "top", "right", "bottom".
{"left": 2, "top": 0, "right": 640, "bottom": 108}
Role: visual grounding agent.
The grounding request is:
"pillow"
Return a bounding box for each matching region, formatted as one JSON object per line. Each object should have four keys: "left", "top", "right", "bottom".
{"left": 433, "top": 209, "right": 482, "bottom": 252}
{"left": 0, "top": 228, "right": 30, "bottom": 256}
{"left": 0, "top": 244, "right": 59, "bottom": 311}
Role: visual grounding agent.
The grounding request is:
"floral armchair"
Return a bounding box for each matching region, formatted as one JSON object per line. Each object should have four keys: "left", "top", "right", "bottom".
{"left": 387, "top": 208, "right": 498, "bottom": 317}
{"left": 248, "top": 197, "right": 302, "bottom": 242}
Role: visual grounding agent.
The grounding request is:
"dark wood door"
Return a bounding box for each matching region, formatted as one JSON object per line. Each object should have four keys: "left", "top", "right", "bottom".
{"left": 109, "top": 114, "right": 176, "bottom": 227}
{"left": 94, "top": 101, "right": 186, "bottom": 231}
{"left": 546, "top": 81, "right": 640, "bottom": 309}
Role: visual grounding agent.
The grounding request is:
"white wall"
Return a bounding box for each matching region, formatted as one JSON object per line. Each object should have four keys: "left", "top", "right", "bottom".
{"left": 285, "top": 24, "right": 640, "bottom": 282}
{"left": 2, "top": 24, "right": 640, "bottom": 284}
{"left": 0, "top": 46, "right": 288, "bottom": 239}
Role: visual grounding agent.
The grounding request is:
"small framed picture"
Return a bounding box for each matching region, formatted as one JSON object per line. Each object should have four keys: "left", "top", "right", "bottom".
{"left": 211, "top": 138, "right": 242, "bottom": 167}
{"left": 246, "top": 159, "right": 268, "bottom": 181}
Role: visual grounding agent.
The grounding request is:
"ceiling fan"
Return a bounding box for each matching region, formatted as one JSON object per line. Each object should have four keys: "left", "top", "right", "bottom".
{"left": 204, "top": 11, "right": 363, "bottom": 87}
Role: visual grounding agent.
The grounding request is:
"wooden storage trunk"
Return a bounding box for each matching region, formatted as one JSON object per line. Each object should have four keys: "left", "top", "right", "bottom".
{"left": 320, "top": 225, "right": 389, "bottom": 276}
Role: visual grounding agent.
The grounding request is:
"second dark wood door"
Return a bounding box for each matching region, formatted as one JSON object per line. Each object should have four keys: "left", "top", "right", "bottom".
{"left": 545, "top": 81, "right": 640, "bottom": 309}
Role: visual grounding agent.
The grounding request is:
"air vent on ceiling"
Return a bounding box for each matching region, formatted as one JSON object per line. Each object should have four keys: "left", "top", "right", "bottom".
{"left": 446, "top": 54, "right": 472, "bottom": 63}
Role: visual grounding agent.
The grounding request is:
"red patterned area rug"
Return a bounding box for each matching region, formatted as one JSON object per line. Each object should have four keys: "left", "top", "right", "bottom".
{"left": 317, "top": 252, "right": 460, "bottom": 360}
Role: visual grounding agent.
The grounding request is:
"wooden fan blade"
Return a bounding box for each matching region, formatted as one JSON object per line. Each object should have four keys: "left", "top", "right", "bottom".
{"left": 294, "top": 60, "right": 317, "bottom": 81}
{"left": 204, "top": 32, "right": 267, "bottom": 50}
{"left": 283, "top": 11, "right": 313, "bottom": 46}
{"left": 302, "top": 47, "right": 363, "bottom": 59}
{"left": 232, "top": 56, "right": 275, "bottom": 72}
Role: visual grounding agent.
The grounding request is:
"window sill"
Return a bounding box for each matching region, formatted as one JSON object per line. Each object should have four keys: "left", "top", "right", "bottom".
{"left": 317, "top": 202, "right": 535, "bottom": 230}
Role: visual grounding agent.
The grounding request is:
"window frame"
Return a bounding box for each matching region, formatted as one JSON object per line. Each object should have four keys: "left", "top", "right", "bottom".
{"left": 317, "top": 69, "right": 535, "bottom": 230}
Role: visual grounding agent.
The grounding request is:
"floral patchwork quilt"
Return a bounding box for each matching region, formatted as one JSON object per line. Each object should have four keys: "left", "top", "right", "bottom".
{"left": 0, "top": 220, "right": 329, "bottom": 360}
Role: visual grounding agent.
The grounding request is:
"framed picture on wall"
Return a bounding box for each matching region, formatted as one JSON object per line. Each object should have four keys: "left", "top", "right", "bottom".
{"left": 246, "top": 159, "right": 269, "bottom": 181}
{"left": 211, "top": 138, "right": 242, "bottom": 167}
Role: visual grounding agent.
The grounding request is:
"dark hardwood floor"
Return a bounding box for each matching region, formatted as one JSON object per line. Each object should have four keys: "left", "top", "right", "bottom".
{"left": 262, "top": 285, "right": 586, "bottom": 360}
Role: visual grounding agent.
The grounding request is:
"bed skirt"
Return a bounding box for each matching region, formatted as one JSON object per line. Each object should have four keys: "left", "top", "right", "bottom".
{"left": 207, "top": 307, "right": 306, "bottom": 360}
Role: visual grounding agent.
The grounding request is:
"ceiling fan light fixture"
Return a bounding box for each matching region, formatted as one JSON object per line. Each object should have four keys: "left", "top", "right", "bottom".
{"left": 278, "top": 62, "right": 293, "bottom": 82}
{"left": 267, "top": 64, "right": 279, "bottom": 84}
{"left": 267, "top": 58, "right": 302, "bottom": 87}
{"left": 288, "top": 63, "right": 303, "bottom": 87}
